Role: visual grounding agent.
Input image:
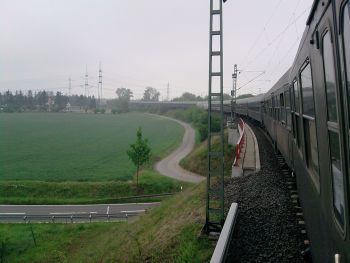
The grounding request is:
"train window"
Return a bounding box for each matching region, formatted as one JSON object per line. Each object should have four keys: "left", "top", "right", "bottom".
{"left": 323, "top": 30, "right": 346, "bottom": 228}
{"left": 285, "top": 91, "right": 290, "bottom": 107}
{"left": 292, "top": 84, "right": 294, "bottom": 108}
{"left": 300, "top": 63, "right": 316, "bottom": 117}
{"left": 280, "top": 93, "right": 284, "bottom": 107}
{"left": 271, "top": 99, "right": 273, "bottom": 117}
{"left": 293, "top": 80, "right": 300, "bottom": 113}
{"left": 303, "top": 118, "right": 319, "bottom": 175}
{"left": 342, "top": 3, "right": 350, "bottom": 124}
{"left": 276, "top": 95, "right": 280, "bottom": 121}
{"left": 300, "top": 61, "right": 318, "bottom": 174}
{"left": 295, "top": 115, "right": 301, "bottom": 148}
{"left": 280, "top": 93, "right": 286, "bottom": 123}
{"left": 285, "top": 90, "right": 291, "bottom": 127}
{"left": 329, "top": 131, "right": 345, "bottom": 226}
{"left": 323, "top": 32, "right": 338, "bottom": 122}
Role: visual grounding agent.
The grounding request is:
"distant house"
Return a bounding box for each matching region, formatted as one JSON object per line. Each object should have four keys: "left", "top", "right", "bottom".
{"left": 64, "top": 103, "right": 82, "bottom": 112}
{"left": 47, "top": 96, "right": 54, "bottom": 112}
{"left": 65, "top": 102, "right": 71, "bottom": 112}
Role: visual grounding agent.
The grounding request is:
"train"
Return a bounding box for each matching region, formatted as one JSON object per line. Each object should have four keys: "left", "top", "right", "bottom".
{"left": 227, "top": 0, "right": 350, "bottom": 261}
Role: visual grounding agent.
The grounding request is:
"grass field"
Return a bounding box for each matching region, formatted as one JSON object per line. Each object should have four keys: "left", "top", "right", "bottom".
{"left": 0, "top": 112, "right": 183, "bottom": 182}
{"left": 0, "top": 183, "right": 213, "bottom": 263}
{"left": 0, "top": 170, "right": 190, "bottom": 204}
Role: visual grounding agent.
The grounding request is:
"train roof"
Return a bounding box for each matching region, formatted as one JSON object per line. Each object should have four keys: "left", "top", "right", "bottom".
{"left": 236, "top": 93, "right": 265, "bottom": 104}
{"left": 263, "top": 68, "right": 291, "bottom": 97}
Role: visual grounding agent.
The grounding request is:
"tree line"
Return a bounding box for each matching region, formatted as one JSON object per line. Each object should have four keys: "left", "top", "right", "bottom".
{"left": 1, "top": 87, "right": 255, "bottom": 114}
{"left": 0, "top": 90, "right": 98, "bottom": 112}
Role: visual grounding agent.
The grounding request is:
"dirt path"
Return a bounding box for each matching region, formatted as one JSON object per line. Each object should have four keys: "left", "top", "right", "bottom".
{"left": 154, "top": 115, "right": 205, "bottom": 183}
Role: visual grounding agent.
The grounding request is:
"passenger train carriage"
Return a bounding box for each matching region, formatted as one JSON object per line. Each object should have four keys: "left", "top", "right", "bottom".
{"left": 232, "top": 0, "right": 350, "bottom": 261}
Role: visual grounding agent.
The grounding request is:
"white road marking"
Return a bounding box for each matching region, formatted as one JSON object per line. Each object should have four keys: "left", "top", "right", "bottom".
{"left": 0, "top": 202, "right": 160, "bottom": 207}
{"left": 49, "top": 212, "right": 97, "bottom": 215}
{"left": 0, "top": 213, "right": 26, "bottom": 215}
{"left": 120, "top": 209, "right": 145, "bottom": 213}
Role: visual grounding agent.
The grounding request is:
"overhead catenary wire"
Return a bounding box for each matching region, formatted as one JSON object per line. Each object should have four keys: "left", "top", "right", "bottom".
{"left": 243, "top": 5, "right": 311, "bottom": 69}
{"left": 236, "top": 2, "right": 312, "bottom": 96}
{"left": 236, "top": 72, "right": 266, "bottom": 91}
{"left": 240, "top": 0, "right": 285, "bottom": 66}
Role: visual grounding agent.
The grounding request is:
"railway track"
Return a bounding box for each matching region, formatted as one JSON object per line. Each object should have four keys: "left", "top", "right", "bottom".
{"left": 224, "top": 120, "right": 310, "bottom": 262}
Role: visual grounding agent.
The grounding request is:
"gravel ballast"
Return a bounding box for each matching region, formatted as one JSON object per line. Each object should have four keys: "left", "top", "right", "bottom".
{"left": 225, "top": 121, "right": 309, "bottom": 262}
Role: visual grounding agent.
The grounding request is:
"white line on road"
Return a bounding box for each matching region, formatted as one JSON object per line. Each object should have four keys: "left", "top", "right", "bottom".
{"left": 120, "top": 210, "right": 146, "bottom": 213}
{"left": 0, "top": 213, "right": 26, "bottom": 215}
{"left": 0, "top": 202, "right": 160, "bottom": 207}
{"left": 107, "top": 205, "right": 110, "bottom": 215}
{"left": 49, "top": 212, "right": 97, "bottom": 215}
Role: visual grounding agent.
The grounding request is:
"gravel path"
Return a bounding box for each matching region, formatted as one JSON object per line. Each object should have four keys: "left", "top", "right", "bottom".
{"left": 154, "top": 115, "right": 205, "bottom": 183}
{"left": 225, "top": 121, "right": 308, "bottom": 262}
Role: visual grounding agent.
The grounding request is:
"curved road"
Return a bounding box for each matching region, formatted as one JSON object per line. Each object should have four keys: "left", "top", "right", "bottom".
{"left": 154, "top": 116, "right": 205, "bottom": 183}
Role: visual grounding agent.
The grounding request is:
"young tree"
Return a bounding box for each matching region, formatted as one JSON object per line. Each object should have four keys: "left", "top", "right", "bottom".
{"left": 126, "top": 128, "right": 151, "bottom": 189}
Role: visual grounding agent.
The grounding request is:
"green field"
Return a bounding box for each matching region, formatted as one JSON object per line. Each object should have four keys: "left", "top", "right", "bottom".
{"left": 0, "top": 112, "right": 183, "bottom": 182}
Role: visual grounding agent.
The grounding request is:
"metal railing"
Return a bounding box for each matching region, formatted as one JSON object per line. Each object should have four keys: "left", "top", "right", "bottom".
{"left": 233, "top": 118, "right": 245, "bottom": 166}
{"left": 0, "top": 212, "right": 140, "bottom": 224}
{"left": 210, "top": 203, "right": 238, "bottom": 263}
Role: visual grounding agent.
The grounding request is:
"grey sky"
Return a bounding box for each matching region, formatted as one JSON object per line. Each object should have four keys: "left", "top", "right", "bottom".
{"left": 0, "top": 0, "right": 313, "bottom": 99}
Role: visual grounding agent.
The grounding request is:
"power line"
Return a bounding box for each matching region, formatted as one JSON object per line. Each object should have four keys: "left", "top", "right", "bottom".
{"left": 240, "top": 0, "right": 285, "bottom": 66}
{"left": 98, "top": 62, "right": 103, "bottom": 106}
{"left": 166, "top": 81, "right": 170, "bottom": 101}
{"left": 68, "top": 77, "right": 71, "bottom": 96}
{"left": 84, "top": 65, "right": 89, "bottom": 97}
{"left": 237, "top": 72, "right": 265, "bottom": 91}
{"left": 242, "top": 5, "right": 311, "bottom": 69}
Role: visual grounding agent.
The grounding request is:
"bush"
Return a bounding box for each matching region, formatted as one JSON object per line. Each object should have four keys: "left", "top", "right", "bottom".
{"left": 198, "top": 124, "right": 208, "bottom": 142}
{"left": 165, "top": 107, "right": 221, "bottom": 142}
{"left": 100, "top": 109, "right": 106, "bottom": 114}
{"left": 111, "top": 109, "right": 117, "bottom": 114}
{"left": 93, "top": 109, "right": 99, "bottom": 114}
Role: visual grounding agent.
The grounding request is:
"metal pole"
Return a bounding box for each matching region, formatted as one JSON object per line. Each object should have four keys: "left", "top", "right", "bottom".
{"left": 233, "top": 64, "right": 238, "bottom": 121}
{"left": 205, "top": 0, "right": 226, "bottom": 234}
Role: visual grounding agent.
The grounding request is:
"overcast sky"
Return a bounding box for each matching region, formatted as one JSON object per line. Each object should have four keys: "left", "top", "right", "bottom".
{"left": 0, "top": 0, "right": 314, "bottom": 100}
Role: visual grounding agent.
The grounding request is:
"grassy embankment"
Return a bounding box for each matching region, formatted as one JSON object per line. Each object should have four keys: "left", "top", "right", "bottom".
{"left": 0, "top": 183, "right": 214, "bottom": 263}
{"left": 0, "top": 112, "right": 189, "bottom": 204}
{"left": 180, "top": 133, "right": 235, "bottom": 177}
{"left": 164, "top": 107, "right": 235, "bottom": 177}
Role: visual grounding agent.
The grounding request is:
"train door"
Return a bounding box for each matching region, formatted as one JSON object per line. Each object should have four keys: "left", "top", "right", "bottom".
{"left": 271, "top": 93, "right": 276, "bottom": 145}
{"left": 285, "top": 86, "right": 294, "bottom": 168}
{"left": 316, "top": 1, "right": 349, "bottom": 261}
{"left": 336, "top": 0, "right": 350, "bottom": 260}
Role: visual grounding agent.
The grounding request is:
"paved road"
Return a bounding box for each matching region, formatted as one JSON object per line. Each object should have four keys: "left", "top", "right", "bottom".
{"left": 154, "top": 116, "right": 205, "bottom": 183}
{"left": 0, "top": 203, "right": 159, "bottom": 223}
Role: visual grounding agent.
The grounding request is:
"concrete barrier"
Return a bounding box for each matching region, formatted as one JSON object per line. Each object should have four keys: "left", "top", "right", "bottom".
{"left": 210, "top": 203, "right": 239, "bottom": 263}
